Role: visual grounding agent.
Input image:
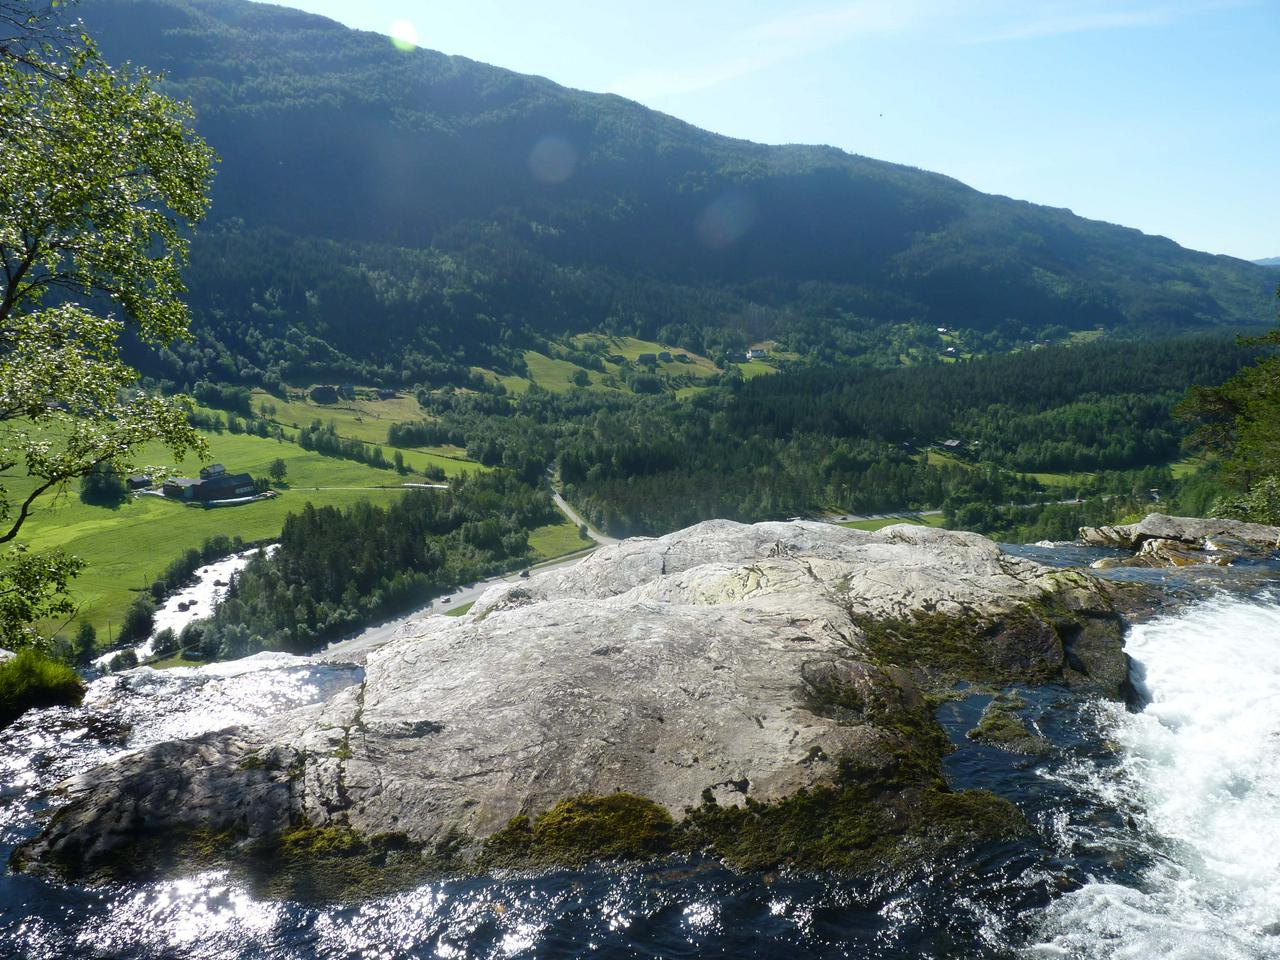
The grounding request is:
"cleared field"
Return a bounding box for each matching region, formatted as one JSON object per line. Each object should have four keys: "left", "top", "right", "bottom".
{"left": 479, "top": 337, "right": 736, "bottom": 397}
{"left": 838, "top": 514, "right": 946, "bottom": 532}
{"left": 527, "top": 519, "right": 593, "bottom": 560}
{"left": 736, "top": 359, "right": 779, "bottom": 379}
{"left": 248, "top": 388, "right": 480, "bottom": 477}
{"left": 598, "top": 336, "right": 720, "bottom": 378}
{"left": 19, "top": 430, "right": 428, "bottom": 638}
{"left": 926, "top": 450, "right": 973, "bottom": 469}
{"left": 1025, "top": 470, "right": 1092, "bottom": 487}
{"left": 1067, "top": 329, "right": 1106, "bottom": 344}
{"left": 256, "top": 389, "right": 422, "bottom": 441}
{"left": 1170, "top": 457, "right": 1205, "bottom": 479}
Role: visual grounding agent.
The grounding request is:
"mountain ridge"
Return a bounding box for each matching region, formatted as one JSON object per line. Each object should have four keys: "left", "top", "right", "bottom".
{"left": 80, "top": 0, "right": 1276, "bottom": 387}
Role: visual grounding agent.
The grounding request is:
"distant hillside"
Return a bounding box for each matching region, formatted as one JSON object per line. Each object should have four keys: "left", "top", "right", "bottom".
{"left": 1255, "top": 257, "right": 1280, "bottom": 268}
{"left": 82, "top": 0, "right": 1277, "bottom": 388}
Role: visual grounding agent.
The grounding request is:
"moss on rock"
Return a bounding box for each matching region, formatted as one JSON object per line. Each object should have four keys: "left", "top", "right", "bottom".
{"left": 482, "top": 793, "right": 675, "bottom": 868}
{"left": 254, "top": 821, "right": 444, "bottom": 902}
{"left": 966, "top": 694, "right": 1051, "bottom": 755}
{"left": 854, "top": 609, "right": 1062, "bottom": 691}
{"left": 674, "top": 776, "right": 1027, "bottom": 874}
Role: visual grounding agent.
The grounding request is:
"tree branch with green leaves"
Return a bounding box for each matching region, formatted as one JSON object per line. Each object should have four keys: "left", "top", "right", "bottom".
{"left": 0, "top": 1, "right": 215, "bottom": 648}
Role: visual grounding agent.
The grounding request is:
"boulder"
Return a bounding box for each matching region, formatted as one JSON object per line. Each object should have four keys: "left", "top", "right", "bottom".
{"left": 16, "top": 520, "right": 1128, "bottom": 893}
{"left": 1081, "top": 513, "right": 1280, "bottom": 568}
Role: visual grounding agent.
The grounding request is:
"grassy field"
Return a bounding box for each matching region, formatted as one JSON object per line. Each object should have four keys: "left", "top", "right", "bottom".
{"left": 21, "top": 423, "right": 594, "bottom": 639}
{"left": 1170, "top": 456, "right": 1205, "bottom": 479}
{"left": 19, "top": 430, "right": 436, "bottom": 639}
{"left": 249, "top": 388, "right": 480, "bottom": 478}
{"left": 736, "top": 359, "right": 779, "bottom": 379}
{"left": 490, "top": 351, "right": 616, "bottom": 395}
{"left": 476, "top": 336, "right": 761, "bottom": 398}
{"left": 838, "top": 514, "right": 947, "bottom": 532}
{"left": 926, "top": 450, "right": 973, "bottom": 470}
{"left": 528, "top": 520, "right": 593, "bottom": 560}
{"left": 926, "top": 449, "right": 1092, "bottom": 489}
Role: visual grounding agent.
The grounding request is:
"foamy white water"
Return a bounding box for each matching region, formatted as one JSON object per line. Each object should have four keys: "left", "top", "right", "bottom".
{"left": 94, "top": 545, "right": 277, "bottom": 666}
{"left": 1033, "top": 592, "right": 1280, "bottom": 958}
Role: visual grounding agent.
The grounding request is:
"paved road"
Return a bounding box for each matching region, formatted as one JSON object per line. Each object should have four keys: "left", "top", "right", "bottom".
{"left": 320, "top": 547, "right": 598, "bottom": 661}
{"left": 550, "top": 488, "right": 619, "bottom": 545}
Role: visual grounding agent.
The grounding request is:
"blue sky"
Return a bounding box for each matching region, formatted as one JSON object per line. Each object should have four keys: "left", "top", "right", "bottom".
{"left": 283, "top": 0, "right": 1277, "bottom": 260}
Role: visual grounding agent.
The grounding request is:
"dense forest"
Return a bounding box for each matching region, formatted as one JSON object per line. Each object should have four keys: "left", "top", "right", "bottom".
{"left": 184, "top": 472, "right": 557, "bottom": 659}
{"left": 81, "top": 0, "right": 1275, "bottom": 390}
{"left": 381, "top": 337, "right": 1258, "bottom": 538}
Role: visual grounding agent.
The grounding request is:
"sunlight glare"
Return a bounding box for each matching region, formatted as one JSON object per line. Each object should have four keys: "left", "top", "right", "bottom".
{"left": 390, "top": 19, "right": 419, "bottom": 52}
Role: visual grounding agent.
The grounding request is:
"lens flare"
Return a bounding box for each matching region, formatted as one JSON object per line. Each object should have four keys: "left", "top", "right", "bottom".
{"left": 389, "top": 19, "right": 418, "bottom": 52}
{"left": 695, "top": 191, "right": 757, "bottom": 249}
{"left": 528, "top": 136, "right": 577, "bottom": 184}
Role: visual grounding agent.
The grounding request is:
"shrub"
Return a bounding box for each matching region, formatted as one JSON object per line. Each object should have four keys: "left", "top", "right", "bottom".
{"left": 108, "top": 649, "right": 139, "bottom": 672}
{"left": 0, "top": 648, "right": 85, "bottom": 728}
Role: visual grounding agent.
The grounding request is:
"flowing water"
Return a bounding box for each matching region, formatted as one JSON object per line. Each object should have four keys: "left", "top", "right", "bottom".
{"left": 93, "top": 547, "right": 278, "bottom": 666}
{"left": 3, "top": 565, "right": 1280, "bottom": 957}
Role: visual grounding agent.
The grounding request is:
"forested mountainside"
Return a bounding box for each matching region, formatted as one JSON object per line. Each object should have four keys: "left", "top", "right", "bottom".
{"left": 82, "top": 0, "right": 1275, "bottom": 387}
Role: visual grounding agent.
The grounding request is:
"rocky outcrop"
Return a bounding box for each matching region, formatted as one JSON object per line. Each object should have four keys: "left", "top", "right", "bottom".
{"left": 16, "top": 520, "right": 1129, "bottom": 894}
{"left": 1081, "top": 513, "right": 1280, "bottom": 568}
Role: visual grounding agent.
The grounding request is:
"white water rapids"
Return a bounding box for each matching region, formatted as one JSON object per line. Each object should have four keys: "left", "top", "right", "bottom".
{"left": 1033, "top": 591, "right": 1280, "bottom": 958}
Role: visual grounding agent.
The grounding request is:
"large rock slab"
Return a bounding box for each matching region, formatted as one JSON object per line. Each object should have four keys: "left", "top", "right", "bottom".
{"left": 1081, "top": 513, "right": 1280, "bottom": 568}
{"left": 16, "top": 520, "right": 1127, "bottom": 889}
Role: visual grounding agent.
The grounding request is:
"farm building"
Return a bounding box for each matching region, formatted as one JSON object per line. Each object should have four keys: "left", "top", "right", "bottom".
{"left": 162, "top": 463, "right": 257, "bottom": 502}
{"left": 635, "top": 353, "right": 658, "bottom": 366}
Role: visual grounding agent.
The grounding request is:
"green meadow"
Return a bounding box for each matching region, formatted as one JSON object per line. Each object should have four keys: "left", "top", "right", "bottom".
{"left": 19, "top": 422, "right": 592, "bottom": 640}
{"left": 250, "top": 388, "right": 480, "bottom": 477}
{"left": 18, "top": 430, "right": 423, "bottom": 639}
{"left": 838, "top": 514, "right": 947, "bottom": 532}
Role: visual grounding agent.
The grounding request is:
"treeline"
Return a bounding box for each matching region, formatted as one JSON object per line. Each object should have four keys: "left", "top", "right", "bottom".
{"left": 185, "top": 472, "right": 558, "bottom": 659}
{"left": 298, "top": 420, "right": 390, "bottom": 468}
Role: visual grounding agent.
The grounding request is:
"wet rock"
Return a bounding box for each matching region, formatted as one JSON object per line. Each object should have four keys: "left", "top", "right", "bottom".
{"left": 1080, "top": 513, "right": 1280, "bottom": 568}
{"left": 16, "top": 520, "right": 1127, "bottom": 887}
{"left": 966, "top": 694, "right": 1051, "bottom": 755}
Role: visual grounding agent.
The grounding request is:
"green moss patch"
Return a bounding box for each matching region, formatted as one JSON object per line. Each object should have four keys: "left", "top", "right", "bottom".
{"left": 854, "top": 608, "right": 1063, "bottom": 691}
{"left": 254, "top": 821, "right": 443, "bottom": 902}
{"left": 675, "top": 777, "right": 1026, "bottom": 874}
{"left": 0, "top": 648, "right": 84, "bottom": 729}
{"left": 966, "top": 693, "right": 1051, "bottom": 755}
{"left": 483, "top": 793, "right": 675, "bottom": 868}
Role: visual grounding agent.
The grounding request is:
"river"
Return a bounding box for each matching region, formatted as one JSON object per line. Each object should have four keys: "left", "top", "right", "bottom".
{"left": 3, "top": 553, "right": 1280, "bottom": 957}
